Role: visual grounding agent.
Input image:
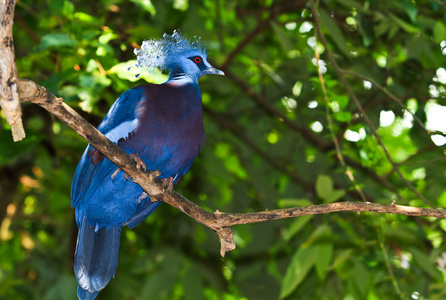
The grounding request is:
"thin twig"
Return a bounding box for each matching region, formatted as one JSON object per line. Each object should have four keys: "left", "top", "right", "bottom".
{"left": 312, "top": 26, "right": 368, "bottom": 202}
{"left": 376, "top": 223, "right": 405, "bottom": 299}
{"left": 344, "top": 156, "right": 405, "bottom": 200}
{"left": 215, "top": 0, "right": 226, "bottom": 54}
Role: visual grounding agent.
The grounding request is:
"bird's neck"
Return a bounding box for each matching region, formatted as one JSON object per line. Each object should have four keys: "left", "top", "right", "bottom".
{"left": 168, "top": 69, "right": 199, "bottom": 84}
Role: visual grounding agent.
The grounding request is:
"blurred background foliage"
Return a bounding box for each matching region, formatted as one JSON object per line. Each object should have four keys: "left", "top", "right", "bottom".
{"left": 1, "top": 0, "right": 446, "bottom": 299}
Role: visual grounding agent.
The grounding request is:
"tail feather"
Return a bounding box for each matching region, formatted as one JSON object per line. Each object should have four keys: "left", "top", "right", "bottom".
{"left": 75, "top": 213, "right": 121, "bottom": 299}
{"left": 77, "top": 286, "right": 98, "bottom": 300}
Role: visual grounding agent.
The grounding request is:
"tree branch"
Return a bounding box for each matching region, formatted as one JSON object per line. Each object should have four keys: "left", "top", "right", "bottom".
{"left": 16, "top": 79, "right": 446, "bottom": 257}
{"left": 0, "top": 0, "right": 25, "bottom": 141}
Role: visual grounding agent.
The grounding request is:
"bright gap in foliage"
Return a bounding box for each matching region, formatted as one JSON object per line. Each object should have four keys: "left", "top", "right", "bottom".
{"left": 285, "top": 22, "right": 297, "bottom": 30}
{"left": 431, "top": 135, "right": 446, "bottom": 146}
{"left": 299, "top": 21, "right": 313, "bottom": 33}
{"left": 434, "top": 67, "right": 446, "bottom": 84}
{"left": 281, "top": 97, "right": 297, "bottom": 112}
{"left": 425, "top": 101, "right": 446, "bottom": 146}
{"left": 380, "top": 110, "right": 395, "bottom": 127}
{"left": 344, "top": 128, "right": 366, "bottom": 142}
{"left": 392, "top": 111, "right": 414, "bottom": 136}
{"left": 363, "top": 80, "right": 372, "bottom": 90}
{"left": 376, "top": 55, "right": 386, "bottom": 68}
{"left": 311, "top": 57, "right": 327, "bottom": 73}
{"left": 311, "top": 121, "right": 323, "bottom": 132}
{"left": 344, "top": 130, "right": 359, "bottom": 142}
{"left": 308, "top": 100, "right": 318, "bottom": 109}
{"left": 292, "top": 81, "right": 302, "bottom": 96}
{"left": 267, "top": 131, "right": 279, "bottom": 144}
{"left": 307, "top": 36, "right": 317, "bottom": 48}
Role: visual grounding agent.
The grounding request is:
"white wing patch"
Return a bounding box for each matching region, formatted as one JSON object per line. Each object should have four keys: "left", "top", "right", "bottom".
{"left": 104, "top": 119, "right": 139, "bottom": 143}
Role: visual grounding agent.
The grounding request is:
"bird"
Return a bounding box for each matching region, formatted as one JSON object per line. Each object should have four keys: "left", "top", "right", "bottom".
{"left": 70, "top": 30, "right": 224, "bottom": 300}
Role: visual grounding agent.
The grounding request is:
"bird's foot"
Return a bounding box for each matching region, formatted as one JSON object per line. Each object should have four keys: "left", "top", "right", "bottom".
{"left": 161, "top": 177, "right": 174, "bottom": 192}
{"left": 111, "top": 153, "right": 146, "bottom": 180}
{"left": 129, "top": 153, "right": 146, "bottom": 171}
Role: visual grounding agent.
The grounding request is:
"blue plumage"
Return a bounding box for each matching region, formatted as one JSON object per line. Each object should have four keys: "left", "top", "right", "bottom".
{"left": 71, "top": 31, "right": 223, "bottom": 299}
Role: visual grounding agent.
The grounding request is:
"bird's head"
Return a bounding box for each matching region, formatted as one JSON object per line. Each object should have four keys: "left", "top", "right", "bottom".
{"left": 134, "top": 30, "right": 224, "bottom": 82}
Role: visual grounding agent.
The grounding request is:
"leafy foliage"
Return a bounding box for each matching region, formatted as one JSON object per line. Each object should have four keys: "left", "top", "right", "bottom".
{"left": 1, "top": 0, "right": 446, "bottom": 299}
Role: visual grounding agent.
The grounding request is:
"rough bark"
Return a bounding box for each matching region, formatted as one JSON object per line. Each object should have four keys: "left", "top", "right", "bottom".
{"left": 0, "top": 0, "right": 25, "bottom": 141}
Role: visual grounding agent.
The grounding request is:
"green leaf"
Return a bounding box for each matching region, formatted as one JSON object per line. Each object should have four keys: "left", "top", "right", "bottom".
{"left": 280, "top": 245, "right": 318, "bottom": 298}
{"left": 98, "top": 32, "right": 119, "bottom": 44}
{"left": 396, "top": 0, "right": 417, "bottom": 22}
{"left": 334, "top": 111, "right": 352, "bottom": 122}
{"left": 74, "top": 12, "right": 96, "bottom": 22}
{"left": 303, "top": 224, "right": 332, "bottom": 247}
{"left": 331, "top": 94, "right": 349, "bottom": 109}
{"left": 129, "top": 0, "right": 156, "bottom": 15}
{"left": 352, "top": 261, "right": 369, "bottom": 296}
{"left": 405, "top": 36, "right": 437, "bottom": 68}
{"left": 334, "top": 0, "right": 362, "bottom": 10}
{"left": 357, "top": 14, "right": 375, "bottom": 47}
{"left": 271, "top": 22, "right": 294, "bottom": 52}
{"left": 409, "top": 247, "right": 440, "bottom": 279}
{"left": 316, "top": 174, "right": 333, "bottom": 200}
{"left": 283, "top": 215, "right": 313, "bottom": 241}
{"left": 316, "top": 174, "right": 346, "bottom": 203}
{"left": 278, "top": 198, "right": 312, "bottom": 208}
{"left": 388, "top": 12, "right": 419, "bottom": 34}
{"left": 434, "top": 21, "right": 446, "bottom": 44}
{"left": 331, "top": 249, "right": 354, "bottom": 270}
{"left": 38, "top": 33, "right": 76, "bottom": 50}
{"left": 315, "top": 243, "right": 333, "bottom": 280}
{"left": 48, "top": 0, "right": 74, "bottom": 17}
{"left": 319, "top": 9, "right": 350, "bottom": 57}
{"left": 108, "top": 60, "right": 168, "bottom": 83}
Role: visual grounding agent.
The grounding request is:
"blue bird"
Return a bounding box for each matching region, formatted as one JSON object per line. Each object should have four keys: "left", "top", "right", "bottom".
{"left": 71, "top": 30, "right": 224, "bottom": 300}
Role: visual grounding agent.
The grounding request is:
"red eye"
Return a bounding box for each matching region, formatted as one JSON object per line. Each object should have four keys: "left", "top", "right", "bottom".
{"left": 194, "top": 57, "right": 202, "bottom": 64}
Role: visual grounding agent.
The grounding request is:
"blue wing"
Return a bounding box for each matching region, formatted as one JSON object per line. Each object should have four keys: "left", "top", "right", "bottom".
{"left": 71, "top": 86, "right": 162, "bottom": 299}
{"left": 71, "top": 86, "right": 145, "bottom": 210}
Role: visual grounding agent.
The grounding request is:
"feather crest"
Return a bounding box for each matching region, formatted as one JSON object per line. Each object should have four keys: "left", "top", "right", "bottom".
{"left": 133, "top": 30, "right": 206, "bottom": 72}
